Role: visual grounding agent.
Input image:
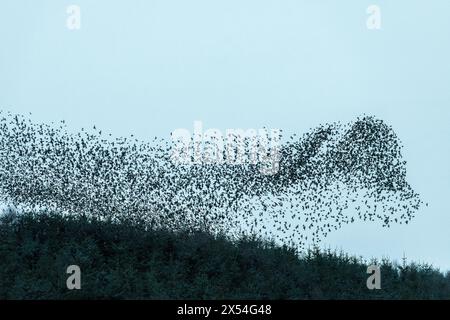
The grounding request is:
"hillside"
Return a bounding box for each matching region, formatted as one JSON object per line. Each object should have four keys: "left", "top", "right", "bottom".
{"left": 0, "top": 213, "right": 448, "bottom": 299}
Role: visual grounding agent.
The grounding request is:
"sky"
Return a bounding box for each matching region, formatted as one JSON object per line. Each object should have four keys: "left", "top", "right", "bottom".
{"left": 0, "top": 1, "right": 449, "bottom": 270}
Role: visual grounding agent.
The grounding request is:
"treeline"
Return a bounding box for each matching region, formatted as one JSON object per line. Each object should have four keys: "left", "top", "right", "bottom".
{"left": 0, "top": 212, "right": 449, "bottom": 299}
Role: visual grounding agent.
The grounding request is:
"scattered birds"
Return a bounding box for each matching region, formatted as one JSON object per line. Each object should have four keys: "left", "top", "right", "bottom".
{"left": 0, "top": 111, "right": 423, "bottom": 249}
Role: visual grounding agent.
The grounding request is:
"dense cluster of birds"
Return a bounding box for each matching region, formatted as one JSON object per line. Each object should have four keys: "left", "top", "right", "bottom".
{"left": 0, "top": 110, "right": 423, "bottom": 248}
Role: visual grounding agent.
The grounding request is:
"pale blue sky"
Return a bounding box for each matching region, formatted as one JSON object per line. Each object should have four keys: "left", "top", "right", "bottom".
{"left": 1, "top": 1, "right": 449, "bottom": 270}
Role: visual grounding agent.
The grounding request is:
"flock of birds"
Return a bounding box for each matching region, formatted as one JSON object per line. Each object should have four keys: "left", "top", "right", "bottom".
{"left": 0, "top": 110, "right": 423, "bottom": 248}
